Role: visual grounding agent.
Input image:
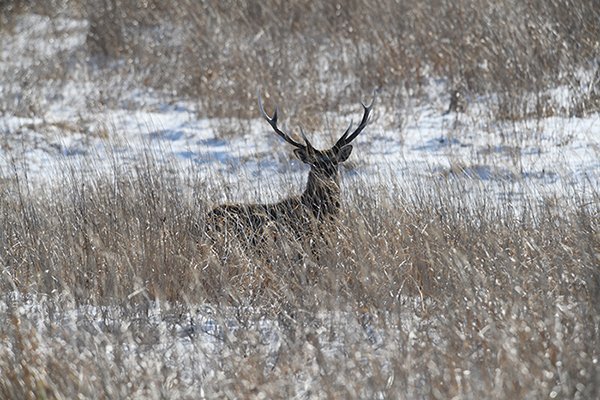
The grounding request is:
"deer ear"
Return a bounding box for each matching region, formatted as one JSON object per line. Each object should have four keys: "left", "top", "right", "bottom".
{"left": 293, "top": 148, "right": 310, "bottom": 164}
{"left": 336, "top": 145, "right": 353, "bottom": 162}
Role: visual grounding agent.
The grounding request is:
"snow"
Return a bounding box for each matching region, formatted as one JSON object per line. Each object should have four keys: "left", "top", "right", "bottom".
{"left": 0, "top": 14, "right": 88, "bottom": 61}
{"left": 1, "top": 16, "right": 597, "bottom": 200}
{"left": 2, "top": 88, "right": 597, "bottom": 198}
{"left": 0, "top": 290, "right": 425, "bottom": 396}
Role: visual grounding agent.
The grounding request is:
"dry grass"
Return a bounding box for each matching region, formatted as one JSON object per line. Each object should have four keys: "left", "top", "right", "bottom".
{"left": 1, "top": 1, "right": 599, "bottom": 398}
{"left": 0, "top": 150, "right": 598, "bottom": 398}
{"left": 2, "top": 0, "right": 599, "bottom": 121}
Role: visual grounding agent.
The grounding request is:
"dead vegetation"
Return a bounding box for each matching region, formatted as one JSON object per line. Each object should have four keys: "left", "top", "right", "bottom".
{"left": 2, "top": 0, "right": 599, "bottom": 120}
{"left": 0, "top": 150, "right": 598, "bottom": 398}
{"left": 1, "top": 1, "right": 599, "bottom": 398}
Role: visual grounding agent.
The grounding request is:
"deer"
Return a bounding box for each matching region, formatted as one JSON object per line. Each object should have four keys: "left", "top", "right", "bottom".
{"left": 204, "top": 93, "right": 375, "bottom": 254}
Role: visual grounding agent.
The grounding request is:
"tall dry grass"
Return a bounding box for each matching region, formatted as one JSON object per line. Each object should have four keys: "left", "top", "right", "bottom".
{"left": 0, "top": 149, "right": 598, "bottom": 398}
{"left": 1, "top": 1, "right": 599, "bottom": 398}
{"left": 2, "top": 0, "right": 599, "bottom": 120}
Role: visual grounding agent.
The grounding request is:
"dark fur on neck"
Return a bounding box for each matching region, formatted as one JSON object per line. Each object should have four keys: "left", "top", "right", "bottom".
{"left": 300, "top": 168, "right": 341, "bottom": 220}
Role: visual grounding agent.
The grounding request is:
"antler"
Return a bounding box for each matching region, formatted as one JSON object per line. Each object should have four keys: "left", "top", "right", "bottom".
{"left": 334, "top": 92, "right": 377, "bottom": 149}
{"left": 258, "top": 93, "right": 308, "bottom": 150}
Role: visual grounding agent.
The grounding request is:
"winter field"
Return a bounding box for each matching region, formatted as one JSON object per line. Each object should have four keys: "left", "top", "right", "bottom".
{"left": 0, "top": 1, "right": 599, "bottom": 399}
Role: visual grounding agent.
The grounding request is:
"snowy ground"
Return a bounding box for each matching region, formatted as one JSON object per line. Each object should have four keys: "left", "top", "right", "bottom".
{"left": 2, "top": 290, "right": 428, "bottom": 396}
{"left": 1, "top": 14, "right": 598, "bottom": 201}
{"left": 2, "top": 73, "right": 598, "bottom": 209}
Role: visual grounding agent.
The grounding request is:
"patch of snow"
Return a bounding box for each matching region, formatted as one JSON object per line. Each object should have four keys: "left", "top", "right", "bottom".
{"left": 0, "top": 12, "right": 598, "bottom": 206}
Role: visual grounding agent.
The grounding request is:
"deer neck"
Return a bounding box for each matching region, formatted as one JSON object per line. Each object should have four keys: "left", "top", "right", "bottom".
{"left": 301, "top": 168, "right": 341, "bottom": 219}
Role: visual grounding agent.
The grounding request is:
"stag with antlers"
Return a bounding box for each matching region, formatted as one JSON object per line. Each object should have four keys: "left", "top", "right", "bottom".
{"left": 205, "top": 93, "right": 375, "bottom": 250}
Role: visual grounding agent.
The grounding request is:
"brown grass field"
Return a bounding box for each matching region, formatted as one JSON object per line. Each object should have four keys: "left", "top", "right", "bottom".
{"left": 0, "top": 1, "right": 599, "bottom": 398}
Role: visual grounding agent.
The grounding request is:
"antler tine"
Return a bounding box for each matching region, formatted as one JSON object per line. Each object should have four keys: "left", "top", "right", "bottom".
{"left": 334, "top": 91, "right": 377, "bottom": 148}
{"left": 299, "top": 126, "right": 315, "bottom": 152}
{"left": 335, "top": 120, "right": 353, "bottom": 149}
{"left": 258, "top": 93, "right": 305, "bottom": 149}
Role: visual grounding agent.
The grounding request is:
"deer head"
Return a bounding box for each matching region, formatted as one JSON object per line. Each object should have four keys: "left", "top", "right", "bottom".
{"left": 258, "top": 93, "right": 375, "bottom": 179}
